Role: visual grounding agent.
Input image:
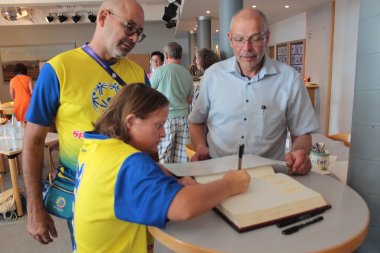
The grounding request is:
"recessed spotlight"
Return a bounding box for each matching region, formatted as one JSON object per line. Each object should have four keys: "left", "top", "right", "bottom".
{"left": 216, "top": 29, "right": 219, "bottom": 32}
{"left": 72, "top": 13, "right": 81, "bottom": 23}
{"left": 206, "top": 10, "right": 211, "bottom": 14}
{"left": 58, "top": 14, "right": 68, "bottom": 23}
{"left": 45, "top": 14, "right": 54, "bottom": 23}
{"left": 285, "top": 5, "right": 290, "bottom": 8}
{"left": 252, "top": 5, "right": 257, "bottom": 8}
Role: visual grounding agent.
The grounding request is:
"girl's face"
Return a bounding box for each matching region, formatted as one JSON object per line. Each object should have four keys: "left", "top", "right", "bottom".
{"left": 126, "top": 105, "right": 168, "bottom": 154}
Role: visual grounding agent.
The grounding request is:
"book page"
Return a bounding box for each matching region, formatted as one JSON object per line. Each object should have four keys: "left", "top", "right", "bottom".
{"left": 195, "top": 166, "right": 275, "bottom": 184}
{"left": 163, "top": 154, "right": 285, "bottom": 177}
{"left": 217, "top": 173, "right": 328, "bottom": 228}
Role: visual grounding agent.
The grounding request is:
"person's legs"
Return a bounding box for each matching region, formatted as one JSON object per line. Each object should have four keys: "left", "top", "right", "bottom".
{"left": 67, "top": 218, "right": 76, "bottom": 251}
{"left": 158, "top": 119, "right": 175, "bottom": 163}
{"left": 173, "top": 117, "right": 189, "bottom": 163}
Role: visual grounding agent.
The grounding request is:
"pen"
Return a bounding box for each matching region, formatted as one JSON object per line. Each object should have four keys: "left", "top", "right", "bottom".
{"left": 282, "top": 216, "right": 324, "bottom": 235}
{"left": 238, "top": 144, "right": 244, "bottom": 170}
{"left": 277, "top": 208, "right": 326, "bottom": 228}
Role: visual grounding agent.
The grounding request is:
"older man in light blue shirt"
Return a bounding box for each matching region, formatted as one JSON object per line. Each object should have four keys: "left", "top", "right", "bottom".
{"left": 189, "top": 8, "right": 318, "bottom": 175}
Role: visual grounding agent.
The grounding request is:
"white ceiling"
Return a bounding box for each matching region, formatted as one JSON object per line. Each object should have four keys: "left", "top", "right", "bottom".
{"left": 0, "top": 0, "right": 332, "bottom": 33}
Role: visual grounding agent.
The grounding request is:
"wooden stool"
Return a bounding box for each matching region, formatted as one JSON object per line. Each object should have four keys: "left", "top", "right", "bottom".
{"left": 0, "top": 174, "right": 4, "bottom": 192}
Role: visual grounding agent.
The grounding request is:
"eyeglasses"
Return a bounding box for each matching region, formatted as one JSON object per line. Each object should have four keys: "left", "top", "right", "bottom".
{"left": 230, "top": 33, "right": 266, "bottom": 47}
{"left": 150, "top": 59, "right": 161, "bottom": 63}
{"left": 108, "top": 10, "right": 146, "bottom": 43}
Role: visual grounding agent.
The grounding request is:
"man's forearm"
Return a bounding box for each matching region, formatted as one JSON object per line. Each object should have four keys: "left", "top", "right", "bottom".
{"left": 291, "top": 134, "right": 312, "bottom": 153}
{"left": 189, "top": 122, "right": 207, "bottom": 148}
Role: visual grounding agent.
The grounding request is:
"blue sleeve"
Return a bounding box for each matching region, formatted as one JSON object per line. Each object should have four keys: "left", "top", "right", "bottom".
{"left": 144, "top": 72, "right": 151, "bottom": 87}
{"left": 26, "top": 63, "right": 60, "bottom": 126}
{"left": 114, "top": 153, "right": 183, "bottom": 229}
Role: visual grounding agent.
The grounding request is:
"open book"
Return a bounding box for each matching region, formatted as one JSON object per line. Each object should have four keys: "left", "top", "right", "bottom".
{"left": 164, "top": 155, "right": 331, "bottom": 233}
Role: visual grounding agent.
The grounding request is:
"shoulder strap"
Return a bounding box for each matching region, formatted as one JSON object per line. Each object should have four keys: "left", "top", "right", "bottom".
{"left": 81, "top": 44, "right": 126, "bottom": 87}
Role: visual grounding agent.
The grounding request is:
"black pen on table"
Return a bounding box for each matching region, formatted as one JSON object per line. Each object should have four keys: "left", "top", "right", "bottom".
{"left": 238, "top": 144, "right": 244, "bottom": 170}
{"left": 282, "top": 216, "right": 324, "bottom": 235}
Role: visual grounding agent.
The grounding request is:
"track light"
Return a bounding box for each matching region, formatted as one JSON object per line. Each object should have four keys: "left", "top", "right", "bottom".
{"left": 72, "top": 13, "right": 81, "bottom": 23}
{"left": 45, "top": 14, "right": 54, "bottom": 23}
{"left": 88, "top": 12, "right": 96, "bottom": 23}
{"left": 58, "top": 14, "right": 67, "bottom": 23}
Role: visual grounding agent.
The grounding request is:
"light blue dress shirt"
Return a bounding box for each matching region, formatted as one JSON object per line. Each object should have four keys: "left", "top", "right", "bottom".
{"left": 189, "top": 56, "right": 319, "bottom": 160}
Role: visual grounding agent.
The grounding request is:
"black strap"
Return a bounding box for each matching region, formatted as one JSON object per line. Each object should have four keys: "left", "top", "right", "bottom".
{"left": 81, "top": 44, "right": 126, "bottom": 87}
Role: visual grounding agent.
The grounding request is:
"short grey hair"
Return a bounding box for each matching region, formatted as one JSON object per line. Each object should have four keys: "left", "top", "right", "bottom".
{"left": 164, "top": 42, "right": 182, "bottom": 59}
{"left": 230, "top": 8, "right": 270, "bottom": 34}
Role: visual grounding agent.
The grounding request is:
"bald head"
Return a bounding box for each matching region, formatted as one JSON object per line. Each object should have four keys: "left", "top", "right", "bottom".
{"left": 230, "top": 8, "right": 269, "bottom": 34}
{"left": 100, "top": 0, "right": 144, "bottom": 19}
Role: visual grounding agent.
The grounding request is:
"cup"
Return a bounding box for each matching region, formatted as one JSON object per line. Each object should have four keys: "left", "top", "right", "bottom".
{"left": 310, "top": 150, "right": 330, "bottom": 171}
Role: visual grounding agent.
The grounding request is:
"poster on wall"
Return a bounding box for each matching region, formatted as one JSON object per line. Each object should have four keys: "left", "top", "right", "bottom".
{"left": 0, "top": 43, "right": 75, "bottom": 84}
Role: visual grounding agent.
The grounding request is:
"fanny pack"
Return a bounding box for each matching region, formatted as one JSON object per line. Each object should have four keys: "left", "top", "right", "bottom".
{"left": 42, "top": 166, "right": 75, "bottom": 220}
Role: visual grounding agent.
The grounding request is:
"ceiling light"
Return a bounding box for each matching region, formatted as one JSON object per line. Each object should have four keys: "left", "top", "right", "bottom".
{"left": 285, "top": 5, "right": 290, "bottom": 8}
{"left": 216, "top": 29, "right": 219, "bottom": 33}
{"left": 72, "top": 14, "right": 81, "bottom": 23}
{"left": 1, "top": 7, "right": 29, "bottom": 21}
{"left": 58, "top": 14, "right": 67, "bottom": 23}
{"left": 45, "top": 14, "right": 54, "bottom": 23}
{"left": 88, "top": 12, "right": 96, "bottom": 23}
{"left": 162, "top": 3, "right": 178, "bottom": 22}
{"left": 252, "top": 5, "right": 257, "bottom": 8}
{"left": 206, "top": 10, "right": 211, "bottom": 14}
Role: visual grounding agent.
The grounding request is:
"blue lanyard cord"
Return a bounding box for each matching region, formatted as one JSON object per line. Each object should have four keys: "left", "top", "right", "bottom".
{"left": 81, "top": 44, "right": 126, "bottom": 87}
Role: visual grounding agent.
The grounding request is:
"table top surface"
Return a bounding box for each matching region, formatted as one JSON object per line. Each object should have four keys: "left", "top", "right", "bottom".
{"left": 156, "top": 170, "right": 368, "bottom": 253}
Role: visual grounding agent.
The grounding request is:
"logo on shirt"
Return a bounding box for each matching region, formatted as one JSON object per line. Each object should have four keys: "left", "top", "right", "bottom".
{"left": 91, "top": 82, "right": 120, "bottom": 113}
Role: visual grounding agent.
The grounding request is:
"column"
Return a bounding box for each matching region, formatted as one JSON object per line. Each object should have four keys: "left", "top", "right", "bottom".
{"left": 197, "top": 16, "right": 211, "bottom": 50}
{"left": 349, "top": 0, "right": 380, "bottom": 251}
{"left": 188, "top": 31, "right": 197, "bottom": 66}
{"left": 218, "top": 0, "right": 243, "bottom": 60}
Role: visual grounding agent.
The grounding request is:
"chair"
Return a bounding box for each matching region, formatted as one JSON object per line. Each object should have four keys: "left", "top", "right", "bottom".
{"left": 45, "top": 140, "right": 59, "bottom": 174}
{"left": 185, "top": 143, "right": 196, "bottom": 160}
{"left": 0, "top": 101, "right": 14, "bottom": 118}
{"left": 0, "top": 174, "right": 4, "bottom": 192}
{"left": 327, "top": 133, "right": 351, "bottom": 147}
{"left": 148, "top": 226, "right": 220, "bottom": 253}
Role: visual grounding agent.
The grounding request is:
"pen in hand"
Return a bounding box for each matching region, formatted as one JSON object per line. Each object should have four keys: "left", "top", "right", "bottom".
{"left": 238, "top": 144, "right": 244, "bottom": 170}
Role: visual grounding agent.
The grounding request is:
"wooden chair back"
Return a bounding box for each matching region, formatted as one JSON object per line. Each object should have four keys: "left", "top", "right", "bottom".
{"left": 327, "top": 133, "right": 351, "bottom": 147}
{"left": 185, "top": 143, "right": 196, "bottom": 160}
{"left": 0, "top": 102, "right": 14, "bottom": 116}
{"left": 148, "top": 226, "right": 220, "bottom": 253}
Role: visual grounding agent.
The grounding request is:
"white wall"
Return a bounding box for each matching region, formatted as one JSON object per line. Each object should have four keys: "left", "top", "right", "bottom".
{"left": 305, "top": 1, "right": 333, "bottom": 133}
{"left": 329, "top": 0, "right": 359, "bottom": 134}
{"left": 269, "top": 12, "right": 306, "bottom": 45}
{"left": 0, "top": 21, "right": 189, "bottom": 102}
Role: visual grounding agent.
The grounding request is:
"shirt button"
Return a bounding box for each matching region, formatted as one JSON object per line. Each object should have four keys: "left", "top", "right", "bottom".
{"left": 246, "top": 100, "right": 249, "bottom": 102}
{"left": 244, "top": 118, "right": 247, "bottom": 121}
{"left": 241, "top": 136, "right": 244, "bottom": 139}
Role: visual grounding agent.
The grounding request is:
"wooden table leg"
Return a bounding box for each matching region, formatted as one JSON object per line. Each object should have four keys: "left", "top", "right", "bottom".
{"left": 8, "top": 154, "right": 23, "bottom": 217}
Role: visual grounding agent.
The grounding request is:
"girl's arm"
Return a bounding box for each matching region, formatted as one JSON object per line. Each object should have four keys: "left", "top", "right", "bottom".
{"left": 167, "top": 170, "right": 250, "bottom": 221}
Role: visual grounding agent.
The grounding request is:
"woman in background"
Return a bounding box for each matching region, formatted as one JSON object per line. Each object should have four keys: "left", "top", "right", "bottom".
{"left": 147, "top": 51, "right": 164, "bottom": 79}
{"left": 192, "top": 48, "right": 219, "bottom": 108}
{"left": 9, "top": 63, "right": 33, "bottom": 122}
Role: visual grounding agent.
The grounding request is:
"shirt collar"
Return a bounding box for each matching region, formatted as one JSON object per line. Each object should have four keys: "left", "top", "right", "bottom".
{"left": 227, "top": 55, "right": 279, "bottom": 81}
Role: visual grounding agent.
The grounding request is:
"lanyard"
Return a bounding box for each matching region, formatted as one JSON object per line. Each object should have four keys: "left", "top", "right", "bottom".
{"left": 81, "top": 44, "right": 126, "bottom": 87}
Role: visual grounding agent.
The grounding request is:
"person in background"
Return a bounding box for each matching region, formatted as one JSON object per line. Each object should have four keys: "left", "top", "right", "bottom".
{"left": 9, "top": 63, "right": 33, "bottom": 122}
{"left": 150, "top": 42, "right": 193, "bottom": 163}
{"left": 189, "top": 55, "right": 203, "bottom": 81}
{"left": 22, "top": 0, "right": 148, "bottom": 246}
{"left": 73, "top": 83, "right": 250, "bottom": 253}
{"left": 147, "top": 51, "right": 164, "bottom": 79}
{"left": 192, "top": 48, "right": 219, "bottom": 108}
{"left": 189, "top": 8, "right": 319, "bottom": 175}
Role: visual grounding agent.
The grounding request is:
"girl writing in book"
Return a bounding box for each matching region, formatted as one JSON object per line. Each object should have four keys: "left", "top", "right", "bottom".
{"left": 73, "top": 83, "right": 250, "bottom": 253}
